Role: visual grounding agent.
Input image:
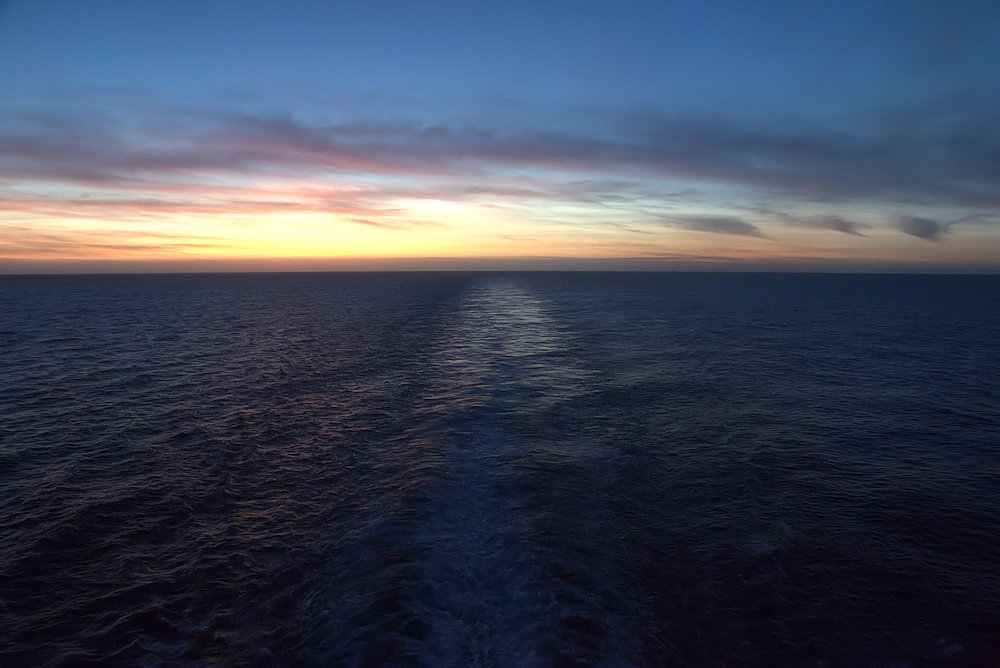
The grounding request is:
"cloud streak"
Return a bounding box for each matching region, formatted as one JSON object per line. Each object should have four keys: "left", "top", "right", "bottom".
{"left": 0, "top": 223, "right": 230, "bottom": 257}
{"left": 782, "top": 214, "right": 867, "bottom": 236}
{"left": 895, "top": 211, "right": 1000, "bottom": 240}
{"left": 3, "top": 101, "right": 999, "bottom": 208}
{"left": 669, "top": 215, "right": 770, "bottom": 239}
{"left": 897, "top": 216, "right": 949, "bottom": 241}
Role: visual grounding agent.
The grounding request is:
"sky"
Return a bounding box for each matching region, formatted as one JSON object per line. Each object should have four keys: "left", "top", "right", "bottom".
{"left": 1, "top": 0, "right": 999, "bottom": 273}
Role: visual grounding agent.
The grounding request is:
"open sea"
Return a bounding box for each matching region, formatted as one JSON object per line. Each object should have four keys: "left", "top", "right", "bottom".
{"left": 1, "top": 271, "right": 998, "bottom": 667}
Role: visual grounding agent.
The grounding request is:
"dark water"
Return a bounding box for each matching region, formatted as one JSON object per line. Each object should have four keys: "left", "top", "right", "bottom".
{"left": 1, "top": 272, "right": 998, "bottom": 667}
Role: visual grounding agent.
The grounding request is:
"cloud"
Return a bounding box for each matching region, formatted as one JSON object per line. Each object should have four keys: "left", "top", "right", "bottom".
{"left": 4, "top": 99, "right": 999, "bottom": 208}
{"left": 948, "top": 211, "right": 1000, "bottom": 228}
{"left": 669, "top": 215, "right": 770, "bottom": 238}
{"left": 896, "top": 216, "right": 948, "bottom": 240}
{"left": 785, "top": 214, "right": 867, "bottom": 236}
{"left": 2, "top": 95, "right": 1000, "bottom": 252}
{"left": 347, "top": 217, "right": 444, "bottom": 230}
{"left": 0, "top": 191, "right": 376, "bottom": 222}
{"left": 622, "top": 109, "right": 1000, "bottom": 207}
{"left": 895, "top": 211, "right": 1000, "bottom": 240}
{"left": 0, "top": 223, "right": 229, "bottom": 257}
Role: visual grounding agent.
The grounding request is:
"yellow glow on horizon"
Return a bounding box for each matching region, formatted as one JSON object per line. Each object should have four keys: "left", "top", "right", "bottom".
{"left": 3, "top": 197, "right": 998, "bottom": 269}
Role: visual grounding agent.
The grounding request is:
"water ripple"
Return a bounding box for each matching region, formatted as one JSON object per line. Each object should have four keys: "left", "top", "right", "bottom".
{"left": 1, "top": 272, "right": 998, "bottom": 666}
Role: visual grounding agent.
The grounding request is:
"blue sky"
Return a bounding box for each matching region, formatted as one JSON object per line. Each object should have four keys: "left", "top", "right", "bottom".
{"left": 2, "top": 0, "right": 999, "bottom": 271}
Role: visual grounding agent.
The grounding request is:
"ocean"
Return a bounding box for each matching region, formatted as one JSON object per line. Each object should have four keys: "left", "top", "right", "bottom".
{"left": 1, "top": 271, "right": 998, "bottom": 667}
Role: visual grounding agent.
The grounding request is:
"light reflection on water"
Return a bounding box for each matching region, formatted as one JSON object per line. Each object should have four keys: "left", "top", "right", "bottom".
{"left": 328, "top": 276, "right": 632, "bottom": 666}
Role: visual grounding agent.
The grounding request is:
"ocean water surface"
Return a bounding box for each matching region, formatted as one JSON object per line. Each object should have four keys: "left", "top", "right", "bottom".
{"left": 1, "top": 272, "right": 998, "bottom": 667}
